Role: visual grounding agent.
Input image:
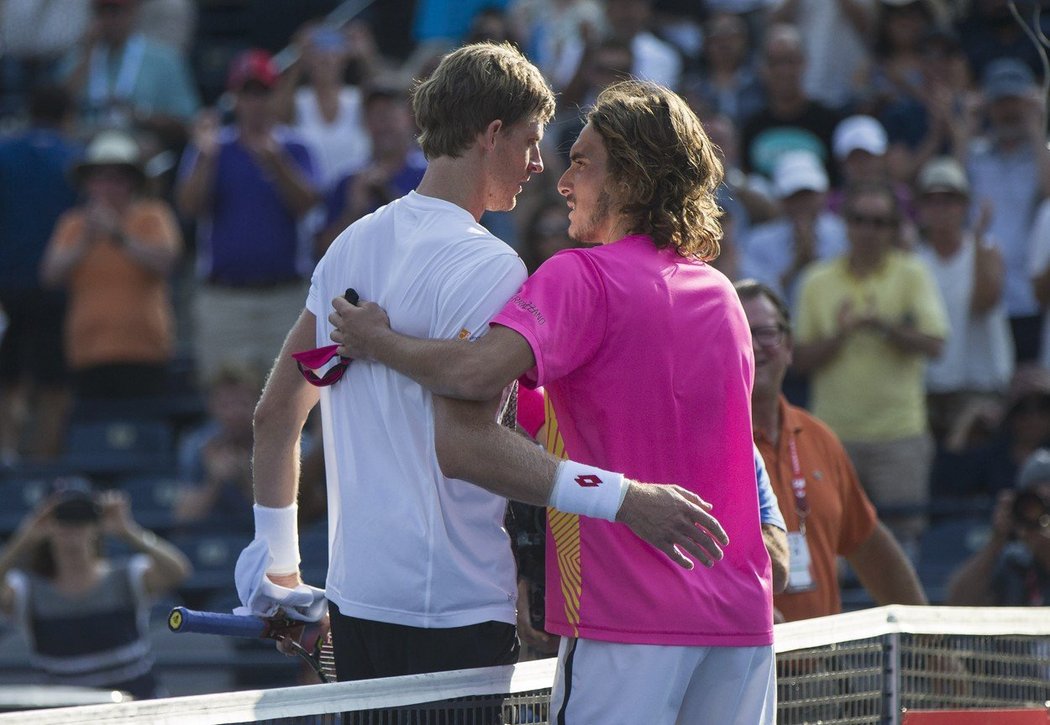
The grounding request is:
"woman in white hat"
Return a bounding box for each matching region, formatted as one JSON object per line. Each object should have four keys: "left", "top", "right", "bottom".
{"left": 40, "top": 129, "right": 182, "bottom": 401}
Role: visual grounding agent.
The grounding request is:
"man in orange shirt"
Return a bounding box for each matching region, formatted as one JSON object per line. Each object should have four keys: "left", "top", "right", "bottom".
{"left": 40, "top": 129, "right": 182, "bottom": 401}
{"left": 736, "top": 279, "right": 926, "bottom": 621}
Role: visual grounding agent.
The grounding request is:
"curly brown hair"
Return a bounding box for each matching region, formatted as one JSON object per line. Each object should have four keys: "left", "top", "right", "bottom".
{"left": 586, "top": 80, "right": 724, "bottom": 260}
{"left": 412, "top": 42, "right": 556, "bottom": 160}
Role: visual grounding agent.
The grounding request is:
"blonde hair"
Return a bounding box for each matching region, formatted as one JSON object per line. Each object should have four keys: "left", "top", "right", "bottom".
{"left": 587, "top": 80, "right": 724, "bottom": 260}
{"left": 412, "top": 42, "right": 556, "bottom": 160}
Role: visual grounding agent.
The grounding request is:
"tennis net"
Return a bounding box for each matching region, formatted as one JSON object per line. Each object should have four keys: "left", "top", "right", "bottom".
{"left": 1, "top": 606, "right": 1048, "bottom": 724}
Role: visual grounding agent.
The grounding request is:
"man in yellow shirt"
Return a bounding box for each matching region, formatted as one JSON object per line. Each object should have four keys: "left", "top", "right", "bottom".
{"left": 793, "top": 181, "right": 948, "bottom": 551}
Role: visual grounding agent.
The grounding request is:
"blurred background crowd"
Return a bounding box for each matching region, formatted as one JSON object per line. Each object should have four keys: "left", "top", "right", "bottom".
{"left": 1, "top": 0, "right": 1050, "bottom": 700}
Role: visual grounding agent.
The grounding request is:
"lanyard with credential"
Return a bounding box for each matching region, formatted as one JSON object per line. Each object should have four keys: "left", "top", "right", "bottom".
{"left": 87, "top": 34, "right": 146, "bottom": 108}
{"left": 787, "top": 433, "right": 810, "bottom": 536}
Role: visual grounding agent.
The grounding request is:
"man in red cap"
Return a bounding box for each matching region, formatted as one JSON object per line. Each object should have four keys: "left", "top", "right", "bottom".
{"left": 176, "top": 50, "right": 320, "bottom": 383}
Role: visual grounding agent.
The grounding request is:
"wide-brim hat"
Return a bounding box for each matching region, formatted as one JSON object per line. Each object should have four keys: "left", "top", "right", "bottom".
{"left": 70, "top": 129, "right": 145, "bottom": 186}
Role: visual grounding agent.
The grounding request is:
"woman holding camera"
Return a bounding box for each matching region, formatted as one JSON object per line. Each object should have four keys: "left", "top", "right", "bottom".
{"left": 0, "top": 481, "right": 191, "bottom": 699}
{"left": 946, "top": 448, "right": 1050, "bottom": 606}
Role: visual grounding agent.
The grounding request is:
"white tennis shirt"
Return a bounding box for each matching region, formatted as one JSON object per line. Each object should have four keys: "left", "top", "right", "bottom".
{"left": 306, "top": 191, "right": 527, "bottom": 628}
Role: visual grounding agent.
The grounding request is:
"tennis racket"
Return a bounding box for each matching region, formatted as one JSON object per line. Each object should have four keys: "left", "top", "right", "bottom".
{"left": 167, "top": 606, "right": 336, "bottom": 683}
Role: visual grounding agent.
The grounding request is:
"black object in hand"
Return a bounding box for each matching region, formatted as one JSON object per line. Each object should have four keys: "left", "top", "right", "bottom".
{"left": 344, "top": 288, "right": 359, "bottom": 305}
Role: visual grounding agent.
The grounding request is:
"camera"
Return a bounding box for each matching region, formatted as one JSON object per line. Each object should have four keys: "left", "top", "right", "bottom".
{"left": 51, "top": 479, "right": 101, "bottom": 524}
{"left": 1012, "top": 489, "right": 1050, "bottom": 531}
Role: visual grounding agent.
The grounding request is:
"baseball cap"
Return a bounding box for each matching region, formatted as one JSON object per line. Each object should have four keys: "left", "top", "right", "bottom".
{"left": 51, "top": 477, "right": 101, "bottom": 524}
{"left": 227, "top": 49, "right": 279, "bottom": 92}
{"left": 982, "top": 57, "right": 1036, "bottom": 101}
{"left": 1017, "top": 449, "right": 1050, "bottom": 490}
{"left": 772, "top": 151, "right": 828, "bottom": 199}
{"left": 833, "top": 115, "right": 888, "bottom": 161}
{"left": 917, "top": 156, "right": 969, "bottom": 196}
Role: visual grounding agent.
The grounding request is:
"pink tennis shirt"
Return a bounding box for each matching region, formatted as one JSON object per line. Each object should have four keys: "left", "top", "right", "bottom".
{"left": 492, "top": 235, "right": 773, "bottom": 647}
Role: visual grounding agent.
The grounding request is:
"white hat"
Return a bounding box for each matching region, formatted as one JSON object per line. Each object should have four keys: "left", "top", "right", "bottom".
{"left": 833, "top": 115, "right": 888, "bottom": 160}
{"left": 917, "top": 156, "right": 969, "bottom": 196}
{"left": 71, "top": 129, "right": 144, "bottom": 185}
{"left": 772, "top": 151, "right": 828, "bottom": 199}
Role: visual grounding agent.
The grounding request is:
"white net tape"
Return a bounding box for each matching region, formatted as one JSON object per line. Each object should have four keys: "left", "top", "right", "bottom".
{"left": 1, "top": 607, "right": 1048, "bottom": 725}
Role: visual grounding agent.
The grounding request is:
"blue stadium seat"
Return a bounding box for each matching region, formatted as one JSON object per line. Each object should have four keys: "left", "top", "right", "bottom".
{"left": 115, "top": 474, "right": 183, "bottom": 533}
{"left": 170, "top": 530, "right": 251, "bottom": 607}
{"left": 917, "top": 517, "right": 992, "bottom": 604}
{"left": 62, "top": 418, "right": 176, "bottom": 478}
{"left": 0, "top": 475, "right": 51, "bottom": 536}
{"left": 299, "top": 522, "right": 329, "bottom": 589}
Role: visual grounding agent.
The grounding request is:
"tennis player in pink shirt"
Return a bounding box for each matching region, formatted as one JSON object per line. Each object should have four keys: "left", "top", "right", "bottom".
{"left": 331, "top": 81, "right": 775, "bottom": 724}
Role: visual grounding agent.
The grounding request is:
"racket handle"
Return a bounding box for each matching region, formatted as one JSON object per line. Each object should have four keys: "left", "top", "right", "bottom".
{"left": 168, "top": 607, "right": 267, "bottom": 638}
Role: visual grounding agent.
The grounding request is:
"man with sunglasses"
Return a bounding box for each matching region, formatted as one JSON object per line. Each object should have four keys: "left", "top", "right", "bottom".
{"left": 792, "top": 181, "right": 948, "bottom": 554}
{"left": 948, "top": 447, "right": 1050, "bottom": 607}
{"left": 736, "top": 279, "right": 926, "bottom": 622}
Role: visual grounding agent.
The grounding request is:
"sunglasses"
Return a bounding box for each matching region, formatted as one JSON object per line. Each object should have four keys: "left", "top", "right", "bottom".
{"left": 847, "top": 213, "right": 898, "bottom": 229}
{"left": 294, "top": 288, "right": 359, "bottom": 387}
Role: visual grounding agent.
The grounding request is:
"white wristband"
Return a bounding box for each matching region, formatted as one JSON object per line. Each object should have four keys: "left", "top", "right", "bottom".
{"left": 253, "top": 503, "right": 300, "bottom": 575}
{"left": 549, "top": 460, "right": 629, "bottom": 522}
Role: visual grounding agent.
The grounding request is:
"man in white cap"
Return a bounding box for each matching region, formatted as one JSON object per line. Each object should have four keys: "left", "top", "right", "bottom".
{"left": 828, "top": 115, "right": 894, "bottom": 209}
{"left": 740, "top": 150, "right": 848, "bottom": 306}
{"left": 963, "top": 57, "right": 1050, "bottom": 365}
{"left": 914, "top": 156, "right": 1013, "bottom": 441}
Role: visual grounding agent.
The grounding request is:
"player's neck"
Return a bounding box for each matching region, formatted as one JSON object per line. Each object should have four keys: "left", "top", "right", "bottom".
{"left": 416, "top": 158, "right": 486, "bottom": 221}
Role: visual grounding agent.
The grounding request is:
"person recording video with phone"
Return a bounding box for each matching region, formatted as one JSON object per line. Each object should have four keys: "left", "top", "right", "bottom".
{"left": 947, "top": 448, "right": 1050, "bottom": 607}
{"left": 0, "top": 478, "right": 191, "bottom": 699}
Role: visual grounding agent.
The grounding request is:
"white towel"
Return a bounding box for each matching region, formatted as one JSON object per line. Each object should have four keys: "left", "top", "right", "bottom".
{"left": 233, "top": 538, "right": 327, "bottom": 622}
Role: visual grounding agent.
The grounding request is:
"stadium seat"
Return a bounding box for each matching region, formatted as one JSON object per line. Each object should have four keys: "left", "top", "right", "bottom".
{"left": 115, "top": 474, "right": 183, "bottom": 534}
{"left": 916, "top": 517, "right": 992, "bottom": 604}
{"left": 0, "top": 475, "right": 51, "bottom": 536}
{"left": 170, "top": 530, "right": 251, "bottom": 609}
{"left": 62, "top": 418, "right": 177, "bottom": 479}
{"left": 298, "top": 522, "right": 329, "bottom": 589}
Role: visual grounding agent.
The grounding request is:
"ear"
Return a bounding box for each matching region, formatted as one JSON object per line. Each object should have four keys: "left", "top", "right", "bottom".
{"left": 480, "top": 119, "right": 503, "bottom": 152}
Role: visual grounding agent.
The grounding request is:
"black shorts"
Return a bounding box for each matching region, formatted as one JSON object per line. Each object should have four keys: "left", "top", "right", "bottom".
{"left": 0, "top": 289, "right": 68, "bottom": 386}
{"left": 328, "top": 600, "right": 519, "bottom": 682}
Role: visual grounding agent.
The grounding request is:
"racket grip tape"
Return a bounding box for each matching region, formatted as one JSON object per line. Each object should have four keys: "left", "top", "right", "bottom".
{"left": 167, "top": 607, "right": 267, "bottom": 638}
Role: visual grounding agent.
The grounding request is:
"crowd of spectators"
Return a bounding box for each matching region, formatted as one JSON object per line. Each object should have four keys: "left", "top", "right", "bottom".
{"left": 1, "top": 0, "right": 1050, "bottom": 696}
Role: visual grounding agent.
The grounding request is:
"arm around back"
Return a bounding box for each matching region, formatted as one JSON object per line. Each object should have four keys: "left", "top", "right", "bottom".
{"left": 762, "top": 523, "right": 790, "bottom": 594}
{"left": 330, "top": 295, "right": 536, "bottom": 401}
{"left": 432, "top": 395, "right": 731, "bottom": 570}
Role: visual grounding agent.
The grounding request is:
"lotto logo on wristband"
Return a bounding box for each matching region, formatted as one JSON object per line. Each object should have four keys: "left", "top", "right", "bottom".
{"left": 553, "top": 462, "right": 627, "bottom": 521}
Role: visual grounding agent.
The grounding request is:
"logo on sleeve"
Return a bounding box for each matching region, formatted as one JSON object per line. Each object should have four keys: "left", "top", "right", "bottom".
{"left": 509, "top": 294, "right": 546, "bottom": 325}
{"left": 575, "top": 474, "right": 603, "bottom": 487}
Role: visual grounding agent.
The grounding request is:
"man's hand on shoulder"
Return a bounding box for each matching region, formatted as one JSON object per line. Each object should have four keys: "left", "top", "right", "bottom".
{"left": 616, "top": 481, "right": 729, "bottom": 570}
{"left": 329, "top": 296, "right": 392, "bottom": 360}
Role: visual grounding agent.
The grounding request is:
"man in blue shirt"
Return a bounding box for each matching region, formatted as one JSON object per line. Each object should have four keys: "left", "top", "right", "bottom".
{"left": 176, "top": 49, "right": 319, "bottom": 382}
{"left": 0, "top": 86, "right": 80, "bottom": 464}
